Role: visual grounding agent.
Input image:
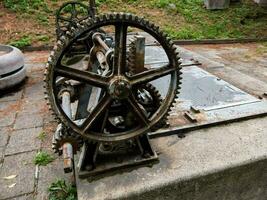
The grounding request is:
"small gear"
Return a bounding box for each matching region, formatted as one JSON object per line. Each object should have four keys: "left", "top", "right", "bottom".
{"left": 52, "top": 124, "right": 83, "bottom": 155}
{"left": 128, "top": 37, "right": 168, "bottom": 129}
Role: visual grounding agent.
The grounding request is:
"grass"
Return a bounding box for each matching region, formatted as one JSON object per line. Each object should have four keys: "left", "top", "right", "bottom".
{"left": 48, "top": 180, "right": 77, "bottom": 200}
{"left": 9, "top": 36, "right": 32, "bottom": 48}
{"left": 1, "top": 0, "right": 267, "bottom": 45}
{"left": 34, "top": 151, "right": 54, "bottom": 166}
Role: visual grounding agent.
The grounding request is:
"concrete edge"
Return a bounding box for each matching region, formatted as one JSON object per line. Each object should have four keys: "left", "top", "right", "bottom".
{"left": 18, "top": 38, "right": 267, "bottom": 52}
{"left": 112, "top": 155, "right": 267, "bottom": 200}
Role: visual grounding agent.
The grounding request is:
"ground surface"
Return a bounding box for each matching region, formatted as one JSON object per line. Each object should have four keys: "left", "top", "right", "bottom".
{"left": 0, "top": 51, "right": 72, "bottom": 200}
{"left": 0, "top": 0, "right": 267, "bottom": 48}
{"left": 0, "top": 43, "right": 266, "bottom": 199}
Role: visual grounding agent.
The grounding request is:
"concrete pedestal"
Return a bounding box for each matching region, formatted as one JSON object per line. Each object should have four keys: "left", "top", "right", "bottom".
{"left": 254, "top": 0, "right": 267, "bottom": 6}
{"left": 204, "top": 0, "right": 230, "bottom": 9}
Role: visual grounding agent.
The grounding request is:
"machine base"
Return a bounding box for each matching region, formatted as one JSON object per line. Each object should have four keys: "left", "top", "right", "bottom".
{"left": 77, "top": 134, "right": 158, "bottom": 180}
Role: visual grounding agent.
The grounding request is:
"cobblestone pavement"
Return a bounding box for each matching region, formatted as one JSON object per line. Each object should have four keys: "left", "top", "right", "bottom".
{"left": 0, "top": 51, "right": 71, "bottom": 200}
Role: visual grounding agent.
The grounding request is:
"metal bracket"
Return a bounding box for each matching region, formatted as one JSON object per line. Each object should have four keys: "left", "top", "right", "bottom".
{"left": 77, "top": 134, "right": 158, "bottom": 179}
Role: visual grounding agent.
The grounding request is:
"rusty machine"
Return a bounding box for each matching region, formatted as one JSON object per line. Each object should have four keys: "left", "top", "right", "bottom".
{"left": 44, "top": 0, "right": 182, "bottom": 178}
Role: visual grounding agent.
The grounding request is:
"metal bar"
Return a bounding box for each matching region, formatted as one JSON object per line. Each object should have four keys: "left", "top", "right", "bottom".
{"left": 149, "top": 111, "right": 267, "bottom": 139}
{"left": 63, "top": 143, "right": 74, "bottom": 173}
{"left": 62, "top": 91, "right": 72, "bottom": 119}
{"left": 89, "top": 0, "right": 96, "bottom": 18}
{"left": 95, "top": 35, "right": 110, "bottom": 51}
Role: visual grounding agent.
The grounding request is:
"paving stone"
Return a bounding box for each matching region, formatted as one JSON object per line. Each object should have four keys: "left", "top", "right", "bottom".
{"left": 5, "top": 128, "right": 42, "bottom": 156}
{"left": 26, "top": 63, "right": 45, "bottom": 75}
{"left": 14, "top": 113, "right": 43, "bottom": 130}
{"left": 0, "top": 90, "right": 23, "bottom": 102}
{"left": 41, "top": 122, "right": 58, "bottom": 150}
{"left": 10, "top": 194, "right": 34, "bottom": 200}
{"left": 36, "top": 158, "right": 72, "bottom": 200}
{"left": 0, "top": 101, "right": 19, "bottom": 127}
{"left": 0, "top": 127, "right": 10, "bottom": 147}
{"left": 24, "top": 81, "right": 45, "bottom": 101}
{"left": 0, "top": 152, "right": 36, "bottom": 200}
{"left": 0, "top": 147, "right": 4, "bottom": 164}
{"left": 20, "top": 98, "right": 47, "bottom": 115}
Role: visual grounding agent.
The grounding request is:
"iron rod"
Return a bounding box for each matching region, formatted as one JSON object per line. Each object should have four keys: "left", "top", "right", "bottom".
{"left": 63, "top": 143, "right": 74, "bottom": 173}
{"left": 62, "top": 91, "right": 72, "bottom": 119}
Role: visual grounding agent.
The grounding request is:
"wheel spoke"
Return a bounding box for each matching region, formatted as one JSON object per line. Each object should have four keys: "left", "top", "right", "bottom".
{"left": 130, "top": 64, "right": 175, "bottom": 85}
{"left": 55, "top": 64, "right": 109, "bottom": 88}
{"left": 113, "top": 24, "right": 128, "bottom": 75}
{"left": 81, "top": 94, "right": 112, "bottom": 132}
{"left": 71, "top": 3, "right": 77, "bottom": 18}
{"left": 128, "top": 92, "right": 149, "bottom": 126}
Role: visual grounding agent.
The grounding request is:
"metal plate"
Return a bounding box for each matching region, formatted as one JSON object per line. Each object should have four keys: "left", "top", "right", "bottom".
{"left": 178, "top": 66, "right": 260, "bottom": 111}
{"left": 145, "top": 46, "right": 267, "bottom": 138}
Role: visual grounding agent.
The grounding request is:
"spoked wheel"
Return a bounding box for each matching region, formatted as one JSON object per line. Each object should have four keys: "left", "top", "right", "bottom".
{"left": 45, "top": 13, "right": 182, "bottom": 143}
{"left": 56, "top": 1, "right": 90, "bottom": 39}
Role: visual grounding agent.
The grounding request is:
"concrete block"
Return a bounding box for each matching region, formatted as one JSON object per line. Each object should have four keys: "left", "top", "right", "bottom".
{"left": 204, "top": 0, "right": 230, "bottom": 9}
{"left": 14, "top": 113, "right": 43, "bottom": 130}
{"left": 0, "top": 152, "right": 36, "bottom": 199}
{"left": 254, "top": 0, "right": 267, "bottom": 6}
{"left": 76, "top": 117, "right": 267, "bottom": 200}
{"left": 5, "top": 128, "right": 42, "bottom": 155}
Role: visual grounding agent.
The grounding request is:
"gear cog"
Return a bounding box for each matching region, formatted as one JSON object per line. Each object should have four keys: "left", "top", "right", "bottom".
{"left": 52, "top": 124, "right": 83, "bottom": 155}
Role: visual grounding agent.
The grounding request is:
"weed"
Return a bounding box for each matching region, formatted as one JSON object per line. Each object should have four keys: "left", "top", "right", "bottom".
{"left": 34, "top": 151, "right": 54, "bottom": 166}
{"left": 48, "top": 180, "right": 77, "bottom": 200}
{"left": 9, "top": 36, "right": 31, "bottom": 48}
{"left": 37, "top": 131, "right": 46, "bottom": 141}
{"left": 37, "top": 14, "right": 49, "bottom": 25}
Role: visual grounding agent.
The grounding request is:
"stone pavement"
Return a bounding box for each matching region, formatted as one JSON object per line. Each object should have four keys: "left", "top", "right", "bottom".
{"left": 0, "top": 51, "right": 71, "bottom": 200}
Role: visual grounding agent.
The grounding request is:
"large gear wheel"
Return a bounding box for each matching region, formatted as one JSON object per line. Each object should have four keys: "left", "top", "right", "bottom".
{"left": 44, "top": 13, "right": 182, "bottom": 143}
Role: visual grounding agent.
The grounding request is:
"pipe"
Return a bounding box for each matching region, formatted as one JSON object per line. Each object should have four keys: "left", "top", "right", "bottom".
{"left": 63, "top": 143, "right": 74, "bottom": 173}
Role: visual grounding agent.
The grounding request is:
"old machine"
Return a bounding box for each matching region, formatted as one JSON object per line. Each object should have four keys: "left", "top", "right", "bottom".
{"left": 44, "top": 0, "right": 182, "bottom": 177}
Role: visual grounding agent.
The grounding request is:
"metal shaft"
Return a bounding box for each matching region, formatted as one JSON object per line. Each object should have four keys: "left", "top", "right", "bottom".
{"left": 62, "top": 91, "right": 72, "bottom": 119}
{"left": 63, "top": 143, "right": 74, "bottom": 173}
{"left": 95, "top": 35, "right": 110, "bottom": 51}
{"left": 62, "top": 92, "right": 74, "bottom": 173}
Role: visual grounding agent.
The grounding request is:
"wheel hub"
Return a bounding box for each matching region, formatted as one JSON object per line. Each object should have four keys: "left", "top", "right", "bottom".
{"left": 109, "top": 78, "right": 131, "bottom": 99}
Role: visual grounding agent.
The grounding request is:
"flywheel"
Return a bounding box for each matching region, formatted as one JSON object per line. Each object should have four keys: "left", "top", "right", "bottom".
{"left": 44, "top": 13, "right": 182, "bottom": 143}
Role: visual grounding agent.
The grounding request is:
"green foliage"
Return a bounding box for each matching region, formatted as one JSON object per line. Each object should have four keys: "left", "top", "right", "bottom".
{"left": 3, "top": 0, "right": 49, "bottom": 13}
{"left": 48, "top": 180, "right": 77, "bottom": 200}
{"left": 36, "top": 14, "right": 49, "bottom": 25}
{"left": 150, "top": 0, "right": 267, "bottom": 39}
{"left": 164, "top": 26, "right": 202, "bottom": 40}
{"left": 34, "top": 151, "right": 54, "bottom": 166}
{"left": 9, "top": 36, "right": 32, "bottom": 48}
